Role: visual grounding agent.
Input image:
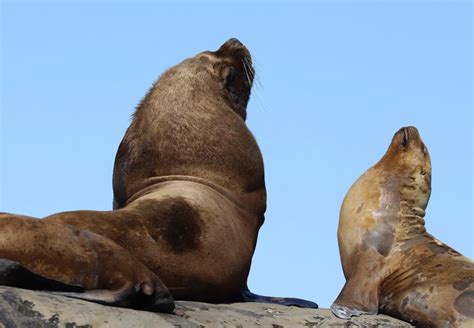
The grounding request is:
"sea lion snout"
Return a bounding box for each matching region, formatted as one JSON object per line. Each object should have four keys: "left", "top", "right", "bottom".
{"left": 384, "top": 126, "right": 430, "bottom": 168}
{"left": 219, "top": 38, "right": 246, "bottom": 52}
{"left": 224, "top": 38, "right": 244, "bottom": 47}
{"left": 206, "top": 38, "right": 254, "bottom": 120}
{"left": 394, "top": 126, "right": 421, "bottom": 148}
{"left": 215, "top": 38, "right": 252, "bottom": 64}
{"left": 379, "top": 126, "right": 432, "bottom": 209}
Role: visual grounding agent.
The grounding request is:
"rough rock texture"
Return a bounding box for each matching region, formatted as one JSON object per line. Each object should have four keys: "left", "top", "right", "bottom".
{"left": 0, "top": 286, "right": 413, "bottom": 327}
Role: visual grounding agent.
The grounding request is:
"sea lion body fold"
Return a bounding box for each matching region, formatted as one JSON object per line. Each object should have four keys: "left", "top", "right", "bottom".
{"left": 331, "top": 127, "right": 473, "bottom": 327}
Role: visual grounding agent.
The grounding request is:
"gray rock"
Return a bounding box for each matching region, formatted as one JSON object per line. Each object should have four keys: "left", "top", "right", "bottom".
{"left": 0, "top": 286, "right": 413, "bottom": 327}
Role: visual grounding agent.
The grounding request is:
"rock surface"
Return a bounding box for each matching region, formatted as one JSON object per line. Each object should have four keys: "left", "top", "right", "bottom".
{"left": 0, "top": 286, "right": 413, "bottom": 327}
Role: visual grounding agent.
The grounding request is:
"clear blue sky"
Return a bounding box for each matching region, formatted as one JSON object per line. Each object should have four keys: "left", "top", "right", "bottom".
{"left": 1, "top": 1, "right": 472, "bottom": 308}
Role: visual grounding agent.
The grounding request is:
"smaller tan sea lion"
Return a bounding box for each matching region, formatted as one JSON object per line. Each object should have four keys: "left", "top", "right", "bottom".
{"left": 331, "top": 126, "right": 473, "bottom": 327}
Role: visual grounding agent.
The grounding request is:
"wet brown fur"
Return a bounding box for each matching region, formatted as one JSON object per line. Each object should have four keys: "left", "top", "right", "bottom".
{"left": 332, "top": 127, "right": 474, "bottom": 327}
{"left": 0, "top": 39, "right": 265, "bottom": 307}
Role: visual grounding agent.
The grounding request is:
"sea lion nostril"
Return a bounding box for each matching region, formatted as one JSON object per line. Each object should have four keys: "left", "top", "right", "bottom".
{"left": 402, "top": 128, "right": 409, "bottom": 147}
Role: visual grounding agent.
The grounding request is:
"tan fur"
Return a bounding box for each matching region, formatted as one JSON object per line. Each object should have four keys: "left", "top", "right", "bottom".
{"left": 332, "top": 127, "right": 474, "bottom": 327}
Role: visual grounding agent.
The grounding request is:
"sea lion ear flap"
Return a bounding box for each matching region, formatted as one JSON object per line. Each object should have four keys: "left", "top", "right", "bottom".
{"left": 222, "top": 66, "right": 236, "bottom": 90}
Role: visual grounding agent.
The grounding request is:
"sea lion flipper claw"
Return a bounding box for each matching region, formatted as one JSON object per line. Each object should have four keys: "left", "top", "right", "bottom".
{"left": 330, "top": 303, "right": 370, "bottom": 319}
{"left": 135, "top": 281, "right": 175, "bottom": 313}
{"left": 241, "top": 289, "right": 318, "bottom": 308}
{"left": 331, "top": 288, "right": 379, "bottom": 319}
{"left": 331, "top": 271, "right": 380, "bottom": 319}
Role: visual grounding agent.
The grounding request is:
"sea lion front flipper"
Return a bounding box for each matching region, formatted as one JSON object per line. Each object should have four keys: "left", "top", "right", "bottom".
{"left": 330, "top": 279, "right": 379, "bottom": 319}
{"left": 331, "top": 251, "right": 385, "bottom": 319}
{"left": 241, "top": 289, "right": 318, "bottom": 308}
{"left": 52, "top": 280, "right": 175, "bottom": 313}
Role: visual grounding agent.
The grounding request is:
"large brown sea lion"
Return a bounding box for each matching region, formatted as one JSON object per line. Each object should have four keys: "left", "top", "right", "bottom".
{"left": 0, "top": 38, "right": 317, "bottom": 312}
{"left": 331, "top": 126, "right": 473, "bottom": 327}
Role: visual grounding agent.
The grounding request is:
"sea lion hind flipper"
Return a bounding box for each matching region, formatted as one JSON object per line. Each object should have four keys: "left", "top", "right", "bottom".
{"left": 51, "top": 281, "right": 175, "bottom": 313}
{"left": 0, "top": 258, "right": 84, "bottom": 292}
{"left": 241, "top": 289, "right": 318, "bottom": 308}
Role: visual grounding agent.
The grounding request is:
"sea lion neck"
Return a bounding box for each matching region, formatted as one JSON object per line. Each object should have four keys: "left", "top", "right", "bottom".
{"left": 375, "top": 168, "right": 428, "bottom": 240}
{"left": 396, "top": 202, "right": 427, "bottom": 240}
{"left": 124, "top": 175, "right": 267, "bottom": 217}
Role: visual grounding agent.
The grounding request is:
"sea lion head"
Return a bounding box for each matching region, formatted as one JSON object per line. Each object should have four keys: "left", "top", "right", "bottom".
{"left": 210, "top": 38, "right": 255, "bottom": 119}
{"left": 153, "top": 38, "right": 254, "bottom": 120}
{"left": 376, "top": 126, "right": 432, "bottom": 210}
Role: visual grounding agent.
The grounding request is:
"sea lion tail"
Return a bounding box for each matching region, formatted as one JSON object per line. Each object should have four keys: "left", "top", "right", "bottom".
{"left": 241, "top": 288, "right": 318, "bottom": 309}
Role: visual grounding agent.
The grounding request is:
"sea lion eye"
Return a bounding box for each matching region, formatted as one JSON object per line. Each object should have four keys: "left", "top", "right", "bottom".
{"left": 224, "top": 67, "right": 236, "bottom": 90}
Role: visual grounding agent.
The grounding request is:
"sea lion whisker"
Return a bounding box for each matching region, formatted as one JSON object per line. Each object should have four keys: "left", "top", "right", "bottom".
{"left": 247, "top": 62, "right": 259, "bottom": 87}
{"left": 240, "top": 57, "right": 265, "bottom": 112}
{"left": 244, "top": 57, "right": 255, "bottom": 87}
{"left": 243, "top": 56, "right": 254, "bottom": 80}
{"left": 247, "top": 56, "right": 263, "bottom": 90}
{"left": 252, "top": 90, "right": 268, "bottom": 113}
{"left": 242, "top": 58, "right": 266, "bottom": 112}
{"left": 248, "top": 60, "right": 256, "bottom": 80}
{"left": 241, "top": 58, "right": 252, "bottom": 86}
